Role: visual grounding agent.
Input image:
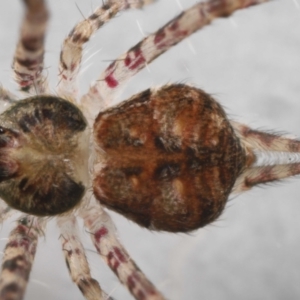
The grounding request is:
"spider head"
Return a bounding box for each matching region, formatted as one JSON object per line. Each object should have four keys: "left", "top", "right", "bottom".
{"left": 0, "top": 96, "right": 90, "bottom": 216}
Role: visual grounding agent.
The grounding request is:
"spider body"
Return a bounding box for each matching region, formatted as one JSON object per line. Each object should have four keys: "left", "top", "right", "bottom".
{"left": 0, "top": 96, "right": 89, "bottom": 215}
{"left": 0, "top": 0, "right": 298, "bottom": 299}
{"left": 94, "top": 84, "right": 247, "bottom": 232}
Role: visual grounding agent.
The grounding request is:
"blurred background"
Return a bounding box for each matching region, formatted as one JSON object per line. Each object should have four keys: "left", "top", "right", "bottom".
{"left": 0, "top": 0, "right": 300, "bottom": 299}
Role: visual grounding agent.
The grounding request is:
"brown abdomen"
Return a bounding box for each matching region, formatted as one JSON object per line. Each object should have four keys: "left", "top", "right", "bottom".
{"left": 93, "top": 85, "right": 246, "bottom": 232}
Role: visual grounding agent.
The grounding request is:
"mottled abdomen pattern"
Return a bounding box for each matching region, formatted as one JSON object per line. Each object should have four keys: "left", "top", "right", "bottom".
{"left": 93, "top": 85, "right": 246, "bottom": 232}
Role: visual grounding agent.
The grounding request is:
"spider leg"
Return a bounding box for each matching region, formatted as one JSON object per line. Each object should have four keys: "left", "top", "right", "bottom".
{"left": 58, "top": 0, "right": 154, "bottom": 102}
{"left": 0, "top": 87, "right": 17, "bottom": 105}
{"left": 233, "top": 164, "right": 300, "bottom": 193}
{"left": 13, "top": 0, "right": 49, "bottom": 95}
{"left": 232, "top": 121, "right": 300, "bottom": 153}
{"left": 80, "top": 197, "right": 165, "bottom": 300}
{"left": 232, "top": 122, "right": 300, "bottom": 192}
{"left": 0, "top": 200, "right": 15, "bottom": 224}
{"left": 0, "top": 215, "right": 45, "bottom": 300}
{"left": 81, "top": 0, "right": 271, "bottom": 121}
{"left": 0, "top": 87, "right": 17, "bottom": 115}
{"left": 57, "top": 214, "right": 114, "bottom": 300}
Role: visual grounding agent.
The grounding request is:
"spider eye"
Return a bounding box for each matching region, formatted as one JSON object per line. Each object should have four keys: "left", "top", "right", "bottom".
{"left": 0, "top": 127, "right": 6, "bottom": 134}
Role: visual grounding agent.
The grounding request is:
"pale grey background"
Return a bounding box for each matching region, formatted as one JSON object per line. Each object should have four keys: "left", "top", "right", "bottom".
{"left": 0, "top": 1, "right": 300, "bottom": 299}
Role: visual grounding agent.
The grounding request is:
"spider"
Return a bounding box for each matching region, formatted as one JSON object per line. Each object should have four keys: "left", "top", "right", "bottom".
{"left": 0, "top": 0, "right": 300, "bottom": 300}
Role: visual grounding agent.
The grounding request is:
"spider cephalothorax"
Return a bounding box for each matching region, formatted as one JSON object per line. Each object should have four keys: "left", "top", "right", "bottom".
{"left": 0, "top": 96, "right": 89, "bottom": 215}
{"left": 0, "top": 1, "right": 298, "bottom": 300}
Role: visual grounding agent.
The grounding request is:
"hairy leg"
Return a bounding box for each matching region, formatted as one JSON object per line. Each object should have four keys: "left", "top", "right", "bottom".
{"left": 57, "top": 214, "right": 113, "bottom": 300}
{"left": 0, "top": 200, "right": 14, "bottom": 224}
{"left": 232, "top": 122, "right": 300, "bottom": 192}
{"left": 80, "top": 197, "right": 165, "bottom": 300}
{"left": 13, "top": 0, "right": 49, "bottom": 94}
{"left": 0, "top": 215, "right": 45, "bottom": 300}
{"left": 81, "top": 0, "right": 271, "bottom": 121}
{"left": 0, "top": 87, "right": 17, "bottom": 105}
{"left": 232, "top": 121, "right": 300, "bottom": 153}
{"left": 233, "top": 164, "right": 300, "bottom": 193}
{"left": 58, "top": 0, "right": 154, "bottom": 102}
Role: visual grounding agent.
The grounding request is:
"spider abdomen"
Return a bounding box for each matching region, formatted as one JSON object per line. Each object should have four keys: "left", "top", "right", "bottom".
{"left": 93, "top": 85, "right": 246, "bottom": 232}
{"left": 0, "top": 96, "right": 90, "bottom": 216}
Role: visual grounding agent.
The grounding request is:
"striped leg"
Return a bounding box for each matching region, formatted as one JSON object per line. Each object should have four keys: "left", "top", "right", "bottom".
{"left": 58, "top": 0, "right": 154, "bottom": 102}
{"left": 232, "top": 121, "right": 300, "bottom": 153}
{"left": 0, "top": 215, "right": 45, "bottom": 300}
{"left": 13, "top": 0, "right": 49, "bottom": 94}
{"left": 0, "top": 200, "right": 14, "bottom": 224}
{"left": 0, "top": 87, "right": 17, "bottom": 115}
{"left": 0, "top": 87, "right": 17, "bottom": 105}
{"left": 80, "top": 198, "right": 165, "bottom": 300}
{"left": 81, "top": 0, "right": 271, "bottom": 121}
{"left": 232, "top": 122, "right": 300, "bottom": 192}
{"left": 233, "top": 164, "right": 300, "bottom": 193}
{"left": 57, "top": 215, "right": 113, "bottom": 300}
